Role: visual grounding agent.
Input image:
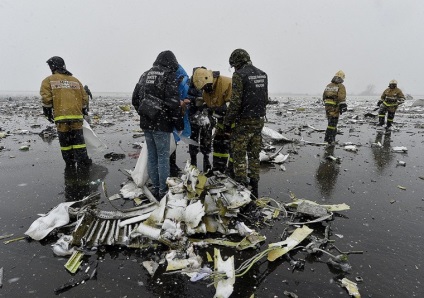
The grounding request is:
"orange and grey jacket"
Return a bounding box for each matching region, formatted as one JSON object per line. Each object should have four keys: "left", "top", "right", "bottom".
{"left": 40, "top": 72, "right": 88, "bottom": 122}
{"left": 380, "top": 87, "right": 405, "bottom": 107}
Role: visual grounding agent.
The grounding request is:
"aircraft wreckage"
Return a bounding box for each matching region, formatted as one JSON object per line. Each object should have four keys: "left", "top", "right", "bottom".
{"left": 24, "top": 154, "right": 362, "bottom": 297}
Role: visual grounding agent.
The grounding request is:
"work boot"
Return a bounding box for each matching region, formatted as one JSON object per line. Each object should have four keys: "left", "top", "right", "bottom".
{"left": 249, "top": 179, "right": 259, "bottom": 199}
{"left": 77, "top": 158, "right": 92, "bottom": 168}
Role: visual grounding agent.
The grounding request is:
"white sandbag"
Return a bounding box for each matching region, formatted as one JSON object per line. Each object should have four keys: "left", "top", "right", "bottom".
{"left": 82, "top": 119, "right": 108, "bottom": 154}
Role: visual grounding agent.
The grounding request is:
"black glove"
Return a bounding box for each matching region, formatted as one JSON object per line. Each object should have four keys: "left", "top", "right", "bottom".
{"left": 339, "top": 103, "right": 347, "bottom": 115}
{"left": 43, "top": 107, "right": 54, "bottom": 123}
{"left": 82, "top": 108, "right": 88, "bottom": 116}
{"left": 377, "top": 100, "right": 383, "bottom": 107}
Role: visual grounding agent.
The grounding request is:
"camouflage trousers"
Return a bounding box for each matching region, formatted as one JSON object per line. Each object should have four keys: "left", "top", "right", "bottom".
{"left": 231, "top": 118, "right": 264, "bottom": 183}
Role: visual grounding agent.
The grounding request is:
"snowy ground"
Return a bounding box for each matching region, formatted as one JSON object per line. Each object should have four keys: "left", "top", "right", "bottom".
{"left": 0, "top": 92, "right": 423, "bottom": 297}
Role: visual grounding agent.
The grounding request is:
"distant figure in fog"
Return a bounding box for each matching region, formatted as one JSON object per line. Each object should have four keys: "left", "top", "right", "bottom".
{"left": 377, "top": 79, "right": 405, "bottom": 131}
{"left": 132, "top": 50, "right": 184, "bottom": 199}
{"left": 84, "top": 85, "right": 93, "bottom": 112}
{"left": 40, "top": 56, "right": 92, "bottom": 168}
{"left": 322, "top": 70, "right": 347, "bottom": 145}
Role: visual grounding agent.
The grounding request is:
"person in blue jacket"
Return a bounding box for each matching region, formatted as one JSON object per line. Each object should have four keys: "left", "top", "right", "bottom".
{"left": 170, "top": 64, "right": 191, "bottom": 176}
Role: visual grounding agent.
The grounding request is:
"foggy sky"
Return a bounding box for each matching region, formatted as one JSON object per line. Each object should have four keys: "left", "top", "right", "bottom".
{"left": 1, "top": 0, "right": 423, "bottom": 96}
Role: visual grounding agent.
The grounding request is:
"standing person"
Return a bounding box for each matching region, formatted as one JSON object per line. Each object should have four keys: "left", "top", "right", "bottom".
{"left": 192, "top": 67, "right": 232, "bottom": 173}
{"left": 187, "top": 68, "right": 213, "bottom": 172}
{"left": 322, "top": 70, "right": 347, "bottom": 145}
{"left": 377, "top": 79, "right": 405, "bottom": 131}
{"left": 224, "top": 49, "right": 268, "bottom": 199}
{"left": 83, "top": 85, "right": 93, "bottom": 112}
{"left": 40, "top": 56, "right": 91, "bottom": 168}
{"left": 169, "top": 64, "right": 191, "bottom": 176}
{"left": 132, "top": 50, "right": 184, "bottom": 199}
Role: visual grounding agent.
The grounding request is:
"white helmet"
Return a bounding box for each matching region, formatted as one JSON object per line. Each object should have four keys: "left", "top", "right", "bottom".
{"left": 334, "top": 70, "right": 345, "bottom": 80}
{"left": 193, "top": 68, "right": 213, "bottom": 90}
{"left": 389, "top": 79, "right": 397, "bottom": 85}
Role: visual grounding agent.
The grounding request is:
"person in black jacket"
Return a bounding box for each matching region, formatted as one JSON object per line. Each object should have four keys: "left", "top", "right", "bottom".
{"left": 132, "top": 50, "right": 184, "bottom": 199}
{"left": 224, "top": 49, "right": 268, "bottom": 199}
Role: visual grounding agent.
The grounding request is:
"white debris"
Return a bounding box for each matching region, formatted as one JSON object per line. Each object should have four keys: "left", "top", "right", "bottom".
{"left": 262, "top": 126, "right": 290, "bottom": 142}
{"left": 392, "top": 146, "right": 408, "bottom": 153}
{"left": 343, "top": 145, "right": 358, "bottom": 152}
{"left": 119, "top": 181, "right": 144, "bottom": 199}
{"left": 272, "top": 153, "right": 289, "bottom": 164}
{"left": 214, "top": 248, "right": 235, "bottom": 298}
{"left": 52, "top": 235, "right": 75, "bottom": 256}
{"left": 396, "top": 160, "right": 406, "bottom": 167}
{"left": 184, "top": 201, "right": 205, "bottom": 229}
{"left": 235, "top": 221, "right": 254, "bottom": 236}
{"left": 371, "top": 142, "right": 382, "bottom": 148}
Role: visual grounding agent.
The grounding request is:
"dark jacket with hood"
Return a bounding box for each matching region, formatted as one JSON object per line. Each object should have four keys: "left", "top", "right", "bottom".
{"left": 132, "top": 51, "right": 184, "bottom": 132}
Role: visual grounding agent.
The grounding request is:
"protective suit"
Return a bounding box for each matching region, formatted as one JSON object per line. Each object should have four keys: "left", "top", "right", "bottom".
{"left": 377, "top": 80, "right": 405, "bottom": 128}
{"left": 187, "top": 75, "right": 213, "bottom": 172}
{"left": 192, "top": 68, "right": 232, "bottom": 173}
{"left": 40, "top": 56, "right": 91, "bottom": 167}
{"left": 322, "top": 70, "right": 347, "bottom": 144}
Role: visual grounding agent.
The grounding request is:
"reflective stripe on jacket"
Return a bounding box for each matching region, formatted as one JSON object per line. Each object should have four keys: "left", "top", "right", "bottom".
{"left": 40, "top": 73, "right": 88, "bottom": 122}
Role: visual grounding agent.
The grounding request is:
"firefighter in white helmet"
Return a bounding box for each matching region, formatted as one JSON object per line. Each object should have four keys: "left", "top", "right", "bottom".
{"left": 377, "top": 79, "right": 405, "bottom": 130}
{"left": 322, "top": 70, "right": 347, "bottom": 144}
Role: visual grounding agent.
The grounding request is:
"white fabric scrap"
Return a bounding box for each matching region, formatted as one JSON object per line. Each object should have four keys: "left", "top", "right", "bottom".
{"left": 82, "top": 119, "right": 108, "bottom": 154}
{"left": 25, "top": 202, "right": 76, "bottom": 240}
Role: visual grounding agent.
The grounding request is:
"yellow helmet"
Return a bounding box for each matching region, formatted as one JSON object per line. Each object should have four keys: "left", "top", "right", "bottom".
{"left": 389, "top": 79, "right": 397, "bottom": 85}
{"left": 335, "top": 70, "right": 345, "bottom": 80}
{"left": 193, "top": 68, "right": 213, "bottom": 90}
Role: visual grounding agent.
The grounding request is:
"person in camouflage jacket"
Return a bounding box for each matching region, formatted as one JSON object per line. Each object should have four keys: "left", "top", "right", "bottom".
{"left": 224, "top": 49, "right": 268, "bottom": 199}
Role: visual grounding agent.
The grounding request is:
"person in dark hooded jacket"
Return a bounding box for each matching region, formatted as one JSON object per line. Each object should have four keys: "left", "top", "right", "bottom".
{"left": 132, "top": 50, "right": 184, "bottom": 199}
